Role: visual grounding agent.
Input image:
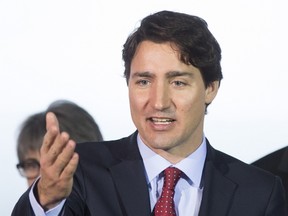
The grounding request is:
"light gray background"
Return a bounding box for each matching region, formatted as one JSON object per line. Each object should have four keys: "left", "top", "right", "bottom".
{"left": 1, "top": 0, "right": 287, "bottom": 214}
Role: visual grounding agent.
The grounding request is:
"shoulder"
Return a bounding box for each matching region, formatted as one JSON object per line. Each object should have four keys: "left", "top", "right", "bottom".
{"left": 208, "top": 148, "right": 287, "bottom": 215}
{"left": 251, "top": 146, "right": 288, "bottom": 169}
{"left": 74, "top": 132, "right": 139, "bottom": 164}
{"left": 207, "top": 142, "right": 281, "bottom": 186}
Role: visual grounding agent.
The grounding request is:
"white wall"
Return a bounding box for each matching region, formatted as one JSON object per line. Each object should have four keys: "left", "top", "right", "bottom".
{"left": 1, "top": 0, "right": 287, "bottom": 214}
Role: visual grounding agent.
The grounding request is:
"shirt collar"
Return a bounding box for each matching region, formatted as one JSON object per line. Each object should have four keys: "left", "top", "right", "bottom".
{"left": 137, "top": 134, "right": 207, "bottom": 188}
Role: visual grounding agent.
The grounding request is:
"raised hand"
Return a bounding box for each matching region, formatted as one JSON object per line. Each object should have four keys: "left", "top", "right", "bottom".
{"left": 37, "top": 112, "right": 79, "bottom": 210}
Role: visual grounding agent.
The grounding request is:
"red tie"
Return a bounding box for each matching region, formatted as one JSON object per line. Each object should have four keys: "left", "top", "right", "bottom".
{"left": 154, "top": 167, "right": 182, "bottom": 216}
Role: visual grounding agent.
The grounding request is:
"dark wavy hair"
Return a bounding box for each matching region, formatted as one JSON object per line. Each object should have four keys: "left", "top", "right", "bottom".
{"left": 122, "top": 10, "right": 223, "bottom": 88}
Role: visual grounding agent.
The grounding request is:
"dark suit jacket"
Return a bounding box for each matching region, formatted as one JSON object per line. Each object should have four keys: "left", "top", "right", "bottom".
{"left": 252, "top": 146, "right": 288, "bottom": 210}
{"left": 12, "top": 132, "right": 287, "bottom": 216}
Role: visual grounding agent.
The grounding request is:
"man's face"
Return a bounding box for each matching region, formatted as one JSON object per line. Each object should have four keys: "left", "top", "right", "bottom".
{"left": 128, "top": 41, "right": 218, "bottom": 162}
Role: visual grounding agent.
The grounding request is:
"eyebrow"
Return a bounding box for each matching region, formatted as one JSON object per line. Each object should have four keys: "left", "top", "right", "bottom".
{"left": 131, "top": 71, "right": 194, "bottom": 79}
{"left": 165, "top": 71, "right": 194, "bottom": 79}
{"left": 131, "top": 71, "right": 154, "bottom": 79}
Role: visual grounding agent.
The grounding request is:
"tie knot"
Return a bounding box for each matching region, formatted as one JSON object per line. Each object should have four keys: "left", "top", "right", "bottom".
{"left": 163, "top": 167, "right": 182, "bottom": 190}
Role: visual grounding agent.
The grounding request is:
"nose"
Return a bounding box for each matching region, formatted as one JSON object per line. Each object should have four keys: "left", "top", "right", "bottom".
{"left": 150, "top": 82, "right": 170, "bottom": 111}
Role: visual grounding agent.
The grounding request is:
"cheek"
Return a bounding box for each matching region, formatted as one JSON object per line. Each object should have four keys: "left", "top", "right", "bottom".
{"left": 129, "top": 89, "right": 149, "bottom": 110}
{"left": 129, "top": 92, "right": 139, "bottom": 108}
{"left": 129, "top": 92, "right": 144, "bottom": 120}
{"left": 176, "top": 92, "right": 205, "bottom": 110}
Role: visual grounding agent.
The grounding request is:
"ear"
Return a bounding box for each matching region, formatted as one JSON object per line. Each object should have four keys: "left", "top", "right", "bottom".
{"left": 205, "top": 81, "right": 219, "bottom": 104}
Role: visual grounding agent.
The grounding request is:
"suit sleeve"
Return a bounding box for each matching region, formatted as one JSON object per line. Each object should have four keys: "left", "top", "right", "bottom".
{"left": 11, "top": 188, "right": 35, "bottom": 216}
{"left": 11, "top": 183, "right": 65, "bottom": 216}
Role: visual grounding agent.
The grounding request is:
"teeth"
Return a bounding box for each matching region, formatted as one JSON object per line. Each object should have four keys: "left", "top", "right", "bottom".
{"left": 151, "top": 118, "right": 173, "bottom": 124}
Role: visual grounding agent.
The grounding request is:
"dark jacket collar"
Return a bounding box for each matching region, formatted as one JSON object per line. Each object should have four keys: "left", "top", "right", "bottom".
{"left": 107, "top": 132, "right": 238, "bottom": 216}
{"left": 199, "top": 139, "right": 237, "bottom": 216}
{"left": 107, "top": 131, "right": 151, "bottom": 216}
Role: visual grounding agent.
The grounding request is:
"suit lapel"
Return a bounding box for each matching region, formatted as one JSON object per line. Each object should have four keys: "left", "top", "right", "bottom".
{"left": 199, "top": 141, "right": 237, "bottom": 216}
{"left": 107, "top": 134, "right": 239, "bottom": 216}
{"left": 108, "top": 132, "right": 151, "bottom": 216}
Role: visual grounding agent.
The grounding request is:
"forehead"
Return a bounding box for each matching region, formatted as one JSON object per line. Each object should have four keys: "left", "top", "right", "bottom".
{"left": 131, "top": 41, "right": 199, "bottom": 77}
{"left": 133, "top": 41, "right": 179, "bottom": 60}
{"left": 24, "top": 150, "right": 40, "bottom": 161}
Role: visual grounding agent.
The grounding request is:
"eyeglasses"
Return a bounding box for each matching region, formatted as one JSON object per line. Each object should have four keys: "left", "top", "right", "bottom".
{"left": 16, "top": 158, "right": 40, "bottom": 179}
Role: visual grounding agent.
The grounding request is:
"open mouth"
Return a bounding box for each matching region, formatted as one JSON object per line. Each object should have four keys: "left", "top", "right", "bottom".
{"left": 149, "top": 117, "right": 175, "bottom": 124}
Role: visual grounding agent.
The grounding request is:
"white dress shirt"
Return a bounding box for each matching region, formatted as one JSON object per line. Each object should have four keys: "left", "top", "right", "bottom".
{"left": 137, "top": 134, "right": 206, "bottom": 216}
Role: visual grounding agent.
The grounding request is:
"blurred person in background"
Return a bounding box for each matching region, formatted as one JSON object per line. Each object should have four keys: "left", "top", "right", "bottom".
{"left": 252, "top": 146, "right": 288, "bottom": 210}
{"left": 16, "top": 99, "right": 103, "bottom": 186}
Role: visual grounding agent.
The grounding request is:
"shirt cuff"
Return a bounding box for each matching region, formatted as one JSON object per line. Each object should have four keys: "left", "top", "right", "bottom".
{"left": 29, "top": 177, "right": 66, "bottom": 216}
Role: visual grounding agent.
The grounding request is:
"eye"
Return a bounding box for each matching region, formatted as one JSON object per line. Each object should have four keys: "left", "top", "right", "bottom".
{"left": 172, "top": 80, "right": 187, "bottom": 87}
{"left": 136, "top": 79, "right": 150, "bottom": 86}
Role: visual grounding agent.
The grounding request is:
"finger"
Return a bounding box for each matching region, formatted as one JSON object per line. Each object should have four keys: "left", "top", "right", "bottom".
{"left": 60, "top": 152, "right": 79, "bottom": 180}
{"left": 41, "top": 112, "right": 60, "bottom": 154}
{"left": 53, "top": 139, "right": 77, "bottom": 174}
{"left": 46, "top": 131, "right": 70, "bottom": 164}
{"left": 41, "top": 132, "right": 69, "bottom": 167}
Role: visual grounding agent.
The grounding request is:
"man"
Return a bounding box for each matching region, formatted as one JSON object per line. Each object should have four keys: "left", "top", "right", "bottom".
{"left": 15, "top": 99, "right": 103, "bottom": 186}
{"left": 12, "top": 10, "right": 287, "bottom": 216}
{"left": 252, "top": 146, "right": 288, "bottom": 210}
